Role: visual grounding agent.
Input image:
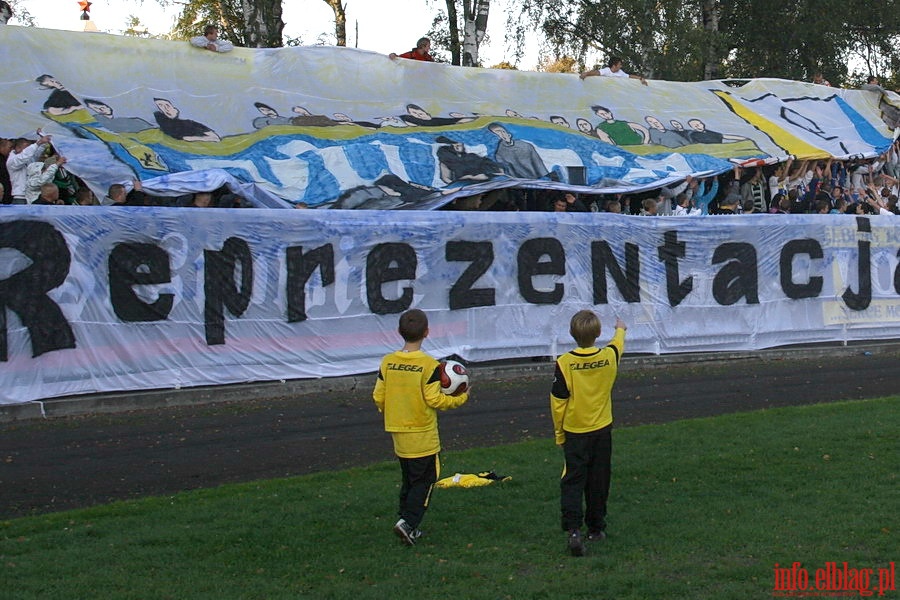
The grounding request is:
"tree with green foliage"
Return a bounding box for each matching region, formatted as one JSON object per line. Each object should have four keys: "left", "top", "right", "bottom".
{"left": 121, "top": 15, "right": 169, "bottom": 38}
{"left": 513, "top": 0, "right": 714, "bottom": 80}
{"left": 511, "top": 0, "right": 900, "bottom": 85}
{"left": 539, "top": 55, "right": 577, "bottom": 73}
{"left": 5, "top": 0, "right": 36, "bottom": 26}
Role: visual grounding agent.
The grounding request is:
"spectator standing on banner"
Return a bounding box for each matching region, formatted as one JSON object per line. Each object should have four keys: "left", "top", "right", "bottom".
{"left": 389, "top": 37, "right": 435, "bottom": 62}
{"left": 580, "top": 57, "right": 648, "bottom": 86}
{"left": 7, "top": 134, "right": 51, "bottom": 204}
{"left": 190, "top": 25, "right": 233, "bottom": 53}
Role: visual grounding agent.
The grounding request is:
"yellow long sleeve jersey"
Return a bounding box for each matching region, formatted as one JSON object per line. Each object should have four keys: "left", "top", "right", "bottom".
{"left": 550, "top": 328, "right": 626, "bottom": 445}
{"left": 373, "top": 350, "right": 468, "bottom": 458}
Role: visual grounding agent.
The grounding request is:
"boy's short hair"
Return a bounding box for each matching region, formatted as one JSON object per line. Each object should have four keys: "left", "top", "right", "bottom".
{"left": 570, "top": 310, "right": 601, "bottom": 347}
{"left": 399, "top": 309, "right": 428, "bottom": 343}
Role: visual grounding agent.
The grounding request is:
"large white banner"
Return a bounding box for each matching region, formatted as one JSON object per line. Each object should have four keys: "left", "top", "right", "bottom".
{"left": 2, "top": 207, "right": 899, "bottom": 404}
{"left": 1, "top": 26, "right": 897, "bottom": 208}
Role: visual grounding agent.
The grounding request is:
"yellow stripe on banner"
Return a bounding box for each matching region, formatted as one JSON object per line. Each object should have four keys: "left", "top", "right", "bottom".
{"left": 713, "top": 91, "right": 828, "bottom": 160}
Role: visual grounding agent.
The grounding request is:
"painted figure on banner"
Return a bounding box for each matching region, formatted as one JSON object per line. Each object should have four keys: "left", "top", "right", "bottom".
{"left": 400, "top": 104, "right": 476, "bottom": 127}
{"left": 251, "top": 103, "right": 296, "bottom": 128}
{"left": 644, "top": 115, "right": 689, "bottom": 147}
{"left": 487, "top": 122, "right": 551, "bottom": 180}
{"left": 332, "top": 113, "right": 380, "bottom": 129}
{"left": 84, "top": 99, "right": 154, "bottom": 134}
{"left": 685, "top": 118, "right": 748, "bottom": 144}
{"left": 153, "top": 98, "right": 221, "bottom": 142}
{"left": 592, "top": 105, "right": 649, "bottom": 146}
{"left": 329, "top": 173, "right": 440, "bottom": 210}
{"left": 37, "top": 75, "right": 84, "bottom": 116}
{"left": 288, "top": 106, "right": 342, "bottom": 127}
{"left": 575, "top": 117, "right": 613, "bottom": 144}
{"left": 435, "top": 135, "right": 504, "bottom": 184}
{"left": 669, "top": 120, "right": 689, "bottom": 142}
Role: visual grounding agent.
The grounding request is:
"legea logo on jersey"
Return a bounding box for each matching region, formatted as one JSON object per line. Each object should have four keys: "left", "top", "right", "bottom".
{"left": 387, "top": 363, "right": 424, "bottom": 372}
{"left": 570, "top": 359, "right": 610, "bottom": 370}
{"left": 772, "top": 561, "right": 896, "bottom": 597}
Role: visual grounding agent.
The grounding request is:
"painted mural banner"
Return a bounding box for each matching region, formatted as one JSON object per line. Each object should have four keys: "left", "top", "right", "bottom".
{"left": 2, "top": 207, "right": 900, "bottom": 404}
{"left": 1, "top": 26, "right": 897, "bottom": 208}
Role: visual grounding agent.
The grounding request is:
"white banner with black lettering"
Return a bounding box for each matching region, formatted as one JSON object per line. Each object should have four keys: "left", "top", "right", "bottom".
{"left": 2, "top": 207, "right": 899, "bottom": 404}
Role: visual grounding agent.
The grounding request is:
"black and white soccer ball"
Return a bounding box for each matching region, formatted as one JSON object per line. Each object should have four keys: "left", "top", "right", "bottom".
{"left": 439, "top": 360, "right": 469, "bottom": 396}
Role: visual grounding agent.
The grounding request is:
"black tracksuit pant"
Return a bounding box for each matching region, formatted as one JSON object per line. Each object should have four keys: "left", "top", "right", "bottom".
{"left": 398, "top": 454, "right": 438, "bottom": 529}
{"left": 560, "top": 425, "right": 612, "bottom": 532}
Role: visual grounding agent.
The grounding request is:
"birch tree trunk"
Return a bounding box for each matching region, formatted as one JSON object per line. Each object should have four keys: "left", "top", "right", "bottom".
{"left": 462, "top": 0, "right": 490, "bottom": 67}
{"left": 240, "top": 0, "right": 284, "bottom": 48}
{"left": 701, "top": 0, "right": 720, "bottom": 80}
{"left": 321, "top": 0, "right": 347, "bottom": 46}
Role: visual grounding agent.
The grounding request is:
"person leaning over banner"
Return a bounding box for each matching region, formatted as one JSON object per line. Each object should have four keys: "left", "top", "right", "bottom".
{"left": 389, "top": 37, "right": 435, "bottom": 62}
{"left": 580, "top": 57, "right": 648, "bottom": 85}
{"left": 190, "top": 25, "right": 233, "bottom": 53}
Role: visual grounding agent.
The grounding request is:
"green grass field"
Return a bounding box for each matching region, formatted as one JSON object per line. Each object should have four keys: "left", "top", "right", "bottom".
{"left": 2, "top": 398, "right": 896, "bottom": 600}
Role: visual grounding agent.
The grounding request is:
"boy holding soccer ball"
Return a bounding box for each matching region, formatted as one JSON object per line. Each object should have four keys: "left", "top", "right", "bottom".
{"left": 373, "top": 309, "right": 469, "bottom": 546}
{"left": 550, "top": 310, "right": 626, "bottom": 556}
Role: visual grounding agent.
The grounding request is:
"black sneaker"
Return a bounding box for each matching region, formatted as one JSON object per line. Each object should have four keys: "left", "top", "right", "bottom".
{"left": 394, "top": 519, "right": 416, "bottom": 546}
{"left": 587, "top": 530, "right": 607, "bottom": 542}
{"left": 567, "top": 529, "right": 586, "bottom": 556}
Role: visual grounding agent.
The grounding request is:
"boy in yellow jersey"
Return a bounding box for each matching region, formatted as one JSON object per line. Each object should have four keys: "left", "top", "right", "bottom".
{"left": 373, "top": 309, "right": 469, "bottom": 546}
{"left": 551, "top": 310, "right": 626, "bottom": 556}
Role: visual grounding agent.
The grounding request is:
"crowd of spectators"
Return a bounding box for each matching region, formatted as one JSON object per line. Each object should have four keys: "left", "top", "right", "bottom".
{"left": 0, "top": 135, "right": 248, "bottom": 208}
{"left": 445, "top": 139, "right": 900, "bottom": 217}
{"left": 3, "top": 130, "right": 897, "bottom": 214}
